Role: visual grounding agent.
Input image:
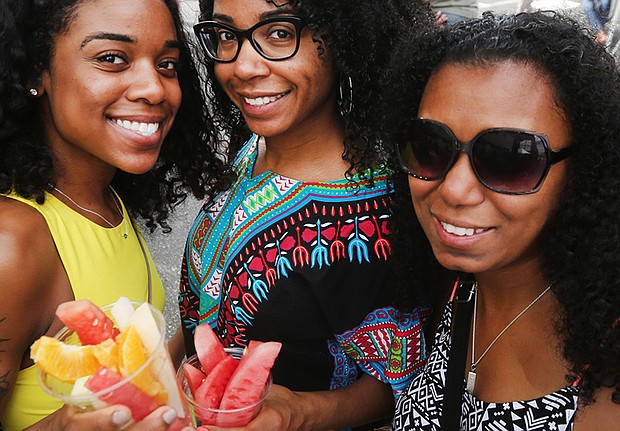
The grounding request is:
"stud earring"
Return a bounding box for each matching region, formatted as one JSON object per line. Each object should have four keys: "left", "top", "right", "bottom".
{"left": 29, "top": 88, "right": 39, "bottom": 97}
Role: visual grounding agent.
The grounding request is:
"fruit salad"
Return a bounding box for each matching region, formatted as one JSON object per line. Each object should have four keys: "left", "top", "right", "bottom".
{"left": 31, "top": 297, "right": 189, "bottom": 428}
{"left": 178, "top": 324, "right": 282, "bottom": 427}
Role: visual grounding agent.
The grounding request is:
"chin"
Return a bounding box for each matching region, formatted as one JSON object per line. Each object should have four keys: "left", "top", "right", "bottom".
{"left": 117, "top": 159, "right": 159, "bottom": 175}
{"left": 434, "top": 252, "right": 485, "bottom": 275}
{"left": 244, "top": 119, "right": 289, "bottom": 138}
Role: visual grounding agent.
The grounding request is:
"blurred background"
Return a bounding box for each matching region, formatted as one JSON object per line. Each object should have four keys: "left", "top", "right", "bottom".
{"left": 150, "top": 0, "right": 619, "bottom": 339}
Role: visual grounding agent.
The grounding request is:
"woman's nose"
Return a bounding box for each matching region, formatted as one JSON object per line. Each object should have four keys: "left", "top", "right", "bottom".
{"left": 126, "top": 63, "right": 167, "bottom": 105}
{"left": 438, "top": 153, "right": 485, "bottom": 206}
{"left": 231, "top": 38, "right": 270, "bottom": 80}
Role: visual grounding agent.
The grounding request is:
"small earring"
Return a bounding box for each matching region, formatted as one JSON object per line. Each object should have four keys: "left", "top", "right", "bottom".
{"left": 29, "top": 88, "right": 39, "bottom": 97}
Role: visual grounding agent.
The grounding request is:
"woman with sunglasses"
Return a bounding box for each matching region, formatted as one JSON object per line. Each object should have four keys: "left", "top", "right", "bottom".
{"left": 0, "top": 0, "right": 227, "bottom": 429}
{"left": 179, "top": 0, "right": 434, "bottom": 429}
{"left": 380, "top": 11, "right": 620, "bottom": 430}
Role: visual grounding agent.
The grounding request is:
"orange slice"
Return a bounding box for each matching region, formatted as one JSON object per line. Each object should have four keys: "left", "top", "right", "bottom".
{"left": 92, "top": 338, "right": 119, "bottom": 373}
{"left": 117, "top": 325, "right": 167, "bottom": 404}
{"left": 31, "top": 336, "right": 100, "bottom": 383}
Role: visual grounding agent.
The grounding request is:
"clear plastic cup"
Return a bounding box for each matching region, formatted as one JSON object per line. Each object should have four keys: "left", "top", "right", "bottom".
{"left": 37, "top": 302, "right": 191, "bottom": 428}
{"left": 177, "top": 348, "right": 272, "bottom": 428}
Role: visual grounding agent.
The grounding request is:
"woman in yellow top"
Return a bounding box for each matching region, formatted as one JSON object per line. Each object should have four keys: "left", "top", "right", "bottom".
{"left": 0, "top": 0, "right": 229, "bottom": 430}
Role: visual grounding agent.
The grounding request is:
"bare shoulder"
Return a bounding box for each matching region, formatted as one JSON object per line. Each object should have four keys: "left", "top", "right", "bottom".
{"left": 0, "top": 196, "right": 64, "bottom": 412}
{"left": 0, "top": 196, "right": 56, "bottom": 277}
{"left": 575, "top": 387, "right": 620, "bottom": 431}
{"left": 0, "top": 196, "right": 61, "bottom": 334}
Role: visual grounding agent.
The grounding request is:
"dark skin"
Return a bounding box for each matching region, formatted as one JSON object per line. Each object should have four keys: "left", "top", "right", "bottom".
{"left": 0, "top": 0, "right": 190, "bottom": 429}
{"left": 409, "top": 60, "right": 620, "bottom": 430}
{"left": 0, "top": 199, "right": 184, "bottom": 431}
{"left": 196, "top": 0, "right": 396, "bottom": 429}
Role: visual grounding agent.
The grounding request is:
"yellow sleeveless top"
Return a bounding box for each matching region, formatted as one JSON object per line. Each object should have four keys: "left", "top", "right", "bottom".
{"left": 1, "top": 191, "right": 165, "bottom": 431}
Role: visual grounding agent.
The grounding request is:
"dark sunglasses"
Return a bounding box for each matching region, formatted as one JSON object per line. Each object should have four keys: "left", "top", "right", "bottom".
{"left": 193, "top": 16, "right": 306, "bottom": 63}
{"left": 398, "top": 118, "right": 573, "bottom": 194}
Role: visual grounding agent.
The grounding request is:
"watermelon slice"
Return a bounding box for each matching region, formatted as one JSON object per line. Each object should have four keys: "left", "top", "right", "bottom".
{"left": 182, "top": 361, "right": 206, "bottom": 396}
{"left": 219, "top": 341, "right": 281, "bottom": 411}
{"left": 194, "top": 355, "right": 239, "bottom": 423}
{"left": 187, "top": 327, "right": 282, "bottom": 427}
{"left": 56, "top": 300, "right": 120, "bottom": 345}
{"left": 85, "top": 366, "right": 159, "bottom": 420}
{"left": 194, "top": 324, "right": 227, "bottom": 374}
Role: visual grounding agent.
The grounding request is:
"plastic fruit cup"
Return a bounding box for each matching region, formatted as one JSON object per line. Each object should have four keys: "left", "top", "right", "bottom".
{"left": 37, "top": 302, "right": 191, "bottom": 426}
{"left": 177, "top": 348, "right": 272, "bottom": 428}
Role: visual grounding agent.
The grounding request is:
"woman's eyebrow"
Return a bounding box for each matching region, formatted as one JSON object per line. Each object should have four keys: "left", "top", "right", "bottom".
{"left": 80, "top": 32, "right": 180, "bottom": 50}
{"left": 211, "top": 8, "right": 298, "bottom": 26}
{"left": 81, "top": 32, "right": 134, "bottom": 48}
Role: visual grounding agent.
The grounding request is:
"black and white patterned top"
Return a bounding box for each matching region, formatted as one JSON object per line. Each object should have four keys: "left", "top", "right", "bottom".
{"left": 393, "top": 300, "right": 579, "bottom": 431}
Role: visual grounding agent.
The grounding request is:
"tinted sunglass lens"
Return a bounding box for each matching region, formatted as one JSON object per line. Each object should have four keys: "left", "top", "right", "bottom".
{"left": 473, "top": 131, "right": 548, "bottom": 193}
{"left": 400, "top": 122, "right": 454, "bottom": 179}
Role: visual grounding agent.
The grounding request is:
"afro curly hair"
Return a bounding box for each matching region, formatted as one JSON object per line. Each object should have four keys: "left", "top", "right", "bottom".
{"left": 195, "top": 0, "right": 435, "bottom": 184}
{"left": 0, "top": 0, "right": 233, "bottom": 232}
{"left": 382, "top": 11, "right": 620, "bottom": 407}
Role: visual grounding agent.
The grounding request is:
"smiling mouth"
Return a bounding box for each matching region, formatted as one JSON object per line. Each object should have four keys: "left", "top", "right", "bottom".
{"left": 243, "top": 93, "right": 286, "bottom": 107}
{"left": 115, "top": 119, "right": 160, "bottom": 137}
{"left": 440, "top": 221, "right": 489, "bottom": 237}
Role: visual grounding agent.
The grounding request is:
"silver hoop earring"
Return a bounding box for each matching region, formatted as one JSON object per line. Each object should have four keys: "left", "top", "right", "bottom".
{"left": 338, "top": 75, "right": 353, "bottom": 117}
{"left": 29, "top": 88, "right": 39, "bottom": 97}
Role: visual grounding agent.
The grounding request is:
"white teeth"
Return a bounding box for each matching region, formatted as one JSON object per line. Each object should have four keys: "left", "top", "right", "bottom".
{"left": 441, "top": 221, "right": 486, "bottom": 237}
{"left": 115, "top": 119, "right": 160, "bottom": 136}
{"left": 244, "top": 93, "right": 285, "bottom": 106}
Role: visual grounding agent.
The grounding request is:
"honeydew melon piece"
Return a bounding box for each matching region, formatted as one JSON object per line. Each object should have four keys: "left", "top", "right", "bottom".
{"left": 70, "top": 376, "right": 108, "bottom": 409}
{"left": 128, "top": 302, "right": 160, "bottom": 354}
{"left": 110, "top": 296, "right": 134, "bottom": 331}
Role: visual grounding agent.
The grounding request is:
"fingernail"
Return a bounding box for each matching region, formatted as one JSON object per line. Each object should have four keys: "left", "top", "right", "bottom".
{"left": 162, "top": 408, "right": 178, "bottom": 425}
{"left": 112, "top": 410, "right": 131, "bottom": 427}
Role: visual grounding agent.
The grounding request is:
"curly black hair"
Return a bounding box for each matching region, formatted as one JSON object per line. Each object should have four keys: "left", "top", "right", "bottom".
{"left": 382, "top": 11, "right": 620, "bottom": 407}
{"left": 0, "top": 0, "right": 233, "bottom": 231}
{"left": 195, "top": 0, "right": 435, "bottom": 183}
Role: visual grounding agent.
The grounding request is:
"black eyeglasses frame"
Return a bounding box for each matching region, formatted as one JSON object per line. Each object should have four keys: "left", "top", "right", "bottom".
{"left": 397, "top": 118, "right": 573, "bottom": 195}
{"left": 193, "top": 16, "right": 307, "bottom": 63}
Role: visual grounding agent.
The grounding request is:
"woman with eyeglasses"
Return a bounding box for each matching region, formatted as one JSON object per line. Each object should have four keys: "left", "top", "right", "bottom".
{"left": 178, "top": 0, "right": 434, "bottom": 429}
{"left": 0, "top": 0, "right": 227, "bottom": 430}
{"left": 380, "top": 11, "right": 620, "bottom": 430}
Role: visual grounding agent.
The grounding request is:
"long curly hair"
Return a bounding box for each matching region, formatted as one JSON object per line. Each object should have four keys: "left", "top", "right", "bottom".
{"left": 0, "top": 0, "right": 233, "bottom": 231}
{"left": 196, "top": 0, "right": 434, "bottom": 183}
{"left": 382, "top": 11, "right": 620, "bottom": 406}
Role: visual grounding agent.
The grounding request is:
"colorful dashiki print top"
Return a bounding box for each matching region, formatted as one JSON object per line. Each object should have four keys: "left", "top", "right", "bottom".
{"left": 179, "top": 134, "right": 427, "bottom": 393}
{"left": 393, "top": 300, "right": 579, "bottom": 431}
{"left": 337, "top": 305, "right": 431, "bottom": 398}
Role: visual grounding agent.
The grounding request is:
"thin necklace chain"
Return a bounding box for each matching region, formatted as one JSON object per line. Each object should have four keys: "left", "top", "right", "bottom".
{"left": 471, "top": 282, "right": 554, "bottom": 371}
{"left": 49, "top": 184, "right": 123, "bottom": 230}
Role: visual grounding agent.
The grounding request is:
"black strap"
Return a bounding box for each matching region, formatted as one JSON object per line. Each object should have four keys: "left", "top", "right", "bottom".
{"left": 440, "top": 275, "right": 476, "bottom": 430}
